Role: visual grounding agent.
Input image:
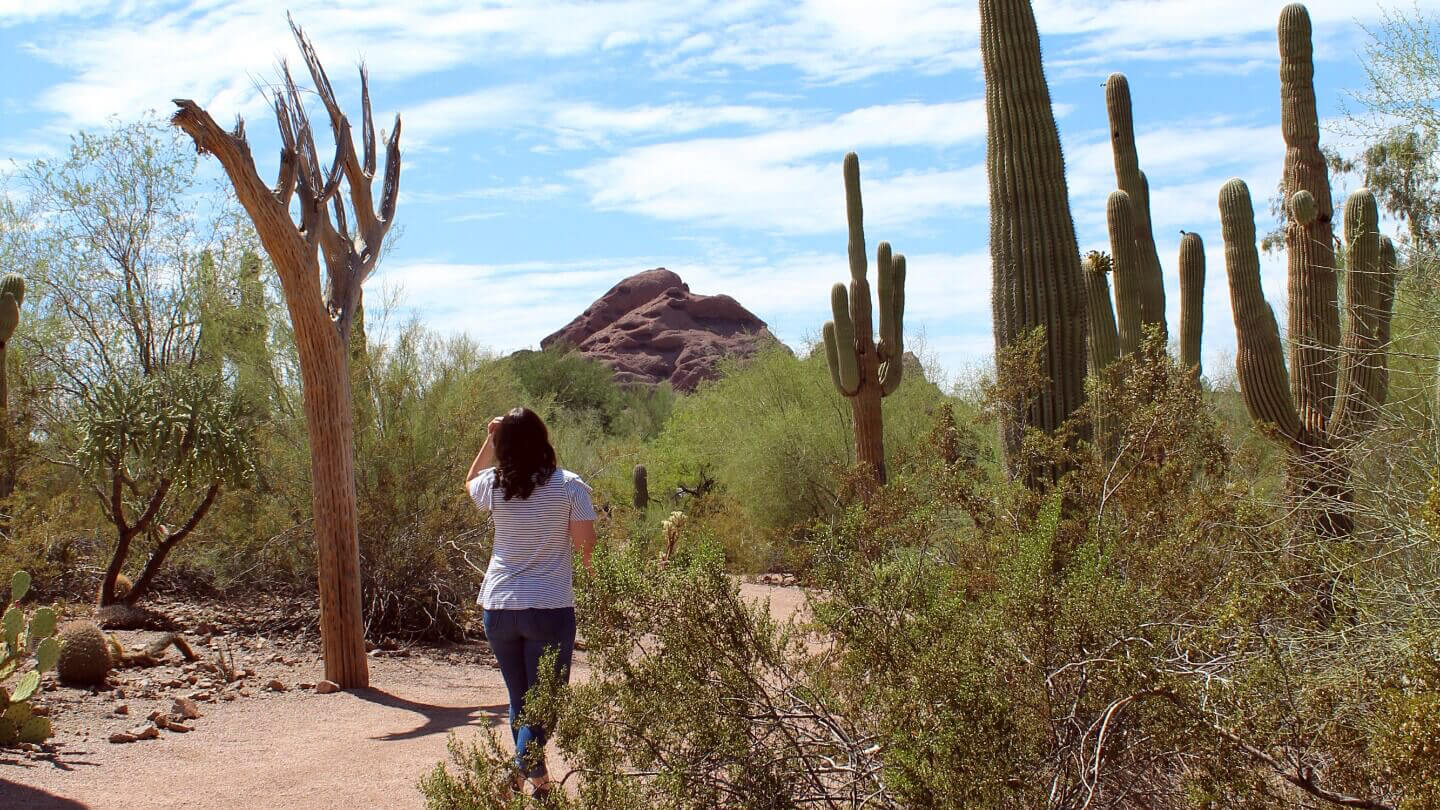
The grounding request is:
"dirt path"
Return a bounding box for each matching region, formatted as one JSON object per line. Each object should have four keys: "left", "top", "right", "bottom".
{"left": 0, "top": 583, "right": 808, "bottom": 810}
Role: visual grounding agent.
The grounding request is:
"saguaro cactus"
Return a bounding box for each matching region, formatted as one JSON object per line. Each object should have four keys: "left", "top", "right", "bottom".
{"left": 979, "top": 0, "right": 1087, "bottom": 485}
{"left": 1221, "top": 180, "right": 1395, "bottom": 537}
{"left": 0, "top": 273, "right": 24, "bottom": 416}
{"left": 1105, "top": 74, "right": 1166, "bottom": 337}
{"left": 0, "top": 273, "right": 25, "bottom": 501}
{"left": 1178, "top": 232, "right": 1206, "bottom": 379}
{"left": 1219, "top": 4, "right": 1397, "bottom": 539}
{"left": 632, "top": 464, "right": 649, "bottom": 510}
{"left": 823, "top": 152, "right": 906, "bottom": 485}
{"left": 1082, "top": 252, "right": 1120, "bottom": 374}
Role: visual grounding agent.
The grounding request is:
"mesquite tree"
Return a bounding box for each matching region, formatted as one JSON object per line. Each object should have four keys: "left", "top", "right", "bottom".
{"left": 171, "top": 19, "right": 401, "bottom": 687}
{"left": 979, "top": 0, "right": 1086, "bottom": 485}
{"left": 822, "top": 153, "right": 906, "bottom": 485}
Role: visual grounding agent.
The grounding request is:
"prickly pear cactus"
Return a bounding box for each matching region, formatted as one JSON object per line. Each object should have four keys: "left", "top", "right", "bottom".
{"left": 0, "top": 571, "right": 59, "bottom": 745}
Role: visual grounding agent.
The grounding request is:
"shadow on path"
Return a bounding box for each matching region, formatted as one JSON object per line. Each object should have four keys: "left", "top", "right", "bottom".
{"left": 354, "top": 688, "right": 508, "bottom": 742}
{"left": 0, "top": 778, "right": 91, "bottom": 810}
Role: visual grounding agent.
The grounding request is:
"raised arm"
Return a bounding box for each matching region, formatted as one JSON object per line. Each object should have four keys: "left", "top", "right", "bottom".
{"left": 464, "top": 417, "right": 503, "bottom": 489}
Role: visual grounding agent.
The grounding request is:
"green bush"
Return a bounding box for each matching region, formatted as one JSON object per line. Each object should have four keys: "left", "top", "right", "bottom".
{"left": 645, "top": 345, "right": 951, "bottom": 535}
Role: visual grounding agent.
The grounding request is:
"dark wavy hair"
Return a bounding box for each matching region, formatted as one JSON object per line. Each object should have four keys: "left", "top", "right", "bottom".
{"left": 494, "top": 407, "right": 558, "bottom": 501}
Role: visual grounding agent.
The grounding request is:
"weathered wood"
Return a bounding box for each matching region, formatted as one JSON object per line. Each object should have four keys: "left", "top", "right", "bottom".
{"left": 169, "top": 17, "right": 401, "bottom": 688}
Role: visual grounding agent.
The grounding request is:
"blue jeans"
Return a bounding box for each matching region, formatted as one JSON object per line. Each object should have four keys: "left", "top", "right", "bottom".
{"left": 482, "top": 607, "right": 576, "bottom": 778}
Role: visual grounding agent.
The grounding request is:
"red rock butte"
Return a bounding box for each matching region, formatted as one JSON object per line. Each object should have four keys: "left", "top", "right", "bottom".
{"left": 540, "top": 268, "right": 776, "bottom": 392}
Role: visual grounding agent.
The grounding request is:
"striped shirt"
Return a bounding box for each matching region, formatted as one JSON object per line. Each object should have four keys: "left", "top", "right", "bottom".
{"left": 468, "top": 467, "right": 597, "bottom": 610}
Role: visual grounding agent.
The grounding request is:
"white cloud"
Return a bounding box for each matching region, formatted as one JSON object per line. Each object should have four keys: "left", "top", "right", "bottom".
{"left": 572, "top": 100, "right": 990, "bottom": 234}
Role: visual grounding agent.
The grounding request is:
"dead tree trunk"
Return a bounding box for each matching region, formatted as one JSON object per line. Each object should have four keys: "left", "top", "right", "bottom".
{"left": 170, "top": 17, "right": 401, "bottom": 688}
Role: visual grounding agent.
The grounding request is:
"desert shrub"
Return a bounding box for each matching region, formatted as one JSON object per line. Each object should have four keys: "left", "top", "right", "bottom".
{"left": 646, "top": 344, "right": 952, "bottom": 536}
{"left": 421, "top": 341, "right": 1437, "bottom": 809}
{"left": 508, "top": 347, "right": 625, "bottom": 429}
{"left": 348, "top": 324, "right": 529, "bottom": 640}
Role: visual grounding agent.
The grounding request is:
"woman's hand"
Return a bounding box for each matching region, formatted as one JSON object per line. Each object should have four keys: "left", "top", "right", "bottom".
{"left": 487, "top": 416, "right": 503, "bottom": 436}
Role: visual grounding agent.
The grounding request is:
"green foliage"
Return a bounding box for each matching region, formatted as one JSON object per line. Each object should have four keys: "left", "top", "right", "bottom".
{"left": 351, "top": 323, "right": 529, "bottom": 639}
{"left": 0, "top": 570, "right": 59, "bottom": 745}
{"left": 508, "top": 347, "right": 624, "bottom": 428}
{"left": 647, "top": 345, "right": 949, "bottom": 536}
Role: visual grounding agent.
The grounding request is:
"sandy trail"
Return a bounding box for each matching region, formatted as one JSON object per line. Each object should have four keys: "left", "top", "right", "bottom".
{"left": 0, "top": 583, "right": 807, "bottom": 810}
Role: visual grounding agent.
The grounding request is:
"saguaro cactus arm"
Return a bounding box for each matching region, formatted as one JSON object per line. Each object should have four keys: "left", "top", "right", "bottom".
{"left": 823, "top": 283, "right": 860, "bottom": 396}
{"left": 1178, "top": 231, "right": 1206, "bottom": 379}
{"left": 1107, "top": 191, "right": 1145, "bottom": 355}
{"left": 876, "top": 246, "right": 907, "bottom": 396}
{"left": 1220, "top": 179, "right": 1303, "bottom": 443}
{"left": 1332, "top": 190, "right": 1397, "bottom": 441}
{"left": 1106, "top": 74, "right": 1167, "bottom": 334}
{"left": 1082, "top": 251, "right": 1120, "bottom": 373}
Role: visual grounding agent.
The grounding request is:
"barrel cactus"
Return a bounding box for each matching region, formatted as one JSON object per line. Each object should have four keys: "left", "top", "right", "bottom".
{"left": 56, "top": 620, "right": 112, "bottom": 686}
{"left": 1, "top": 571, "right": 60, "bottom": 745}
{"left": 979, "top": 0, "right": 1087, "bottom": 485}
{"left": 822, "top": 152, "right": 906, "bottom": 485}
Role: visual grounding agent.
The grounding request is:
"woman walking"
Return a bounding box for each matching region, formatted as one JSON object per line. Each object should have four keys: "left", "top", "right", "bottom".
{"left": 465, "top": 407, "right": 597, "bottom": 798}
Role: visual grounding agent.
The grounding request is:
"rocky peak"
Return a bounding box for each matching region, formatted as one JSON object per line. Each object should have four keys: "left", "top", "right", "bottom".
{"left": 541, "top": 268, "right": 774, "bottom": 391}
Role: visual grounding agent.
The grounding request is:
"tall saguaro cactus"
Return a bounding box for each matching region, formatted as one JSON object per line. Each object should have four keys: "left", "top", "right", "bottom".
{"left": 171, "top": 18, "right": 401, "bottom": 687}
{"left": 1219, "top": 4, "right": 1397, "bottom": 539}
{"left": 1082, "top": 252, "right": 1120, "bottom": 373}
{"left": 823, "top": 153, "right": 906, "bottom": 485}
{"left": 1281, "top": 3, "right": 1340, "bottom": 435}
{"left": 0, "top": 273, "right": 24, "bottom": 500}
{"left": 1221, "top": 181, "right": 1395, "bottom": 537}
{"left": 1105, "top": 74, "right": 1166, "bottom": 337}
{"left": 979, "top": 0, "right": 1087, "bottom": 485}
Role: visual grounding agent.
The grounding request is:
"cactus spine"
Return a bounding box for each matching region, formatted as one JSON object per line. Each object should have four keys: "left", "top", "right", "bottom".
{"left": 822, "top": 152, "right": 906, "bottom": 485}
{"left": 632, "top": 464, "right": 649, "bottom": 510}
{"left": 979, "top": 0, "right": 1087, "bottom": 485}
{"left": 1178, "top": 232, "right": 1206, "bottom": 380}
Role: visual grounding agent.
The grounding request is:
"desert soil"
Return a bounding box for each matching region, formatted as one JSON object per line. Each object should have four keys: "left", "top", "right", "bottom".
{"left": 0, "top": 581, "right": 808, "bottom": 810}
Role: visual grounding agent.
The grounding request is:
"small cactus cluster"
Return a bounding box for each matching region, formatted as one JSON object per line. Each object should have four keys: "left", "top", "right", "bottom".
{"left": 1, "top": 571, "right": 60, "bottom": 745}
{"left": 56, "top": 620, "right": 112, "bottom": 686}
{"left": 822, "top": 152, "right": 907, "bottom": 485}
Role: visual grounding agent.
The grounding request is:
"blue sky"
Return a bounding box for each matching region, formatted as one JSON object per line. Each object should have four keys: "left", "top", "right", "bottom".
{"left": 2, "top": 0, "right": 1435, "bottom": 386}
